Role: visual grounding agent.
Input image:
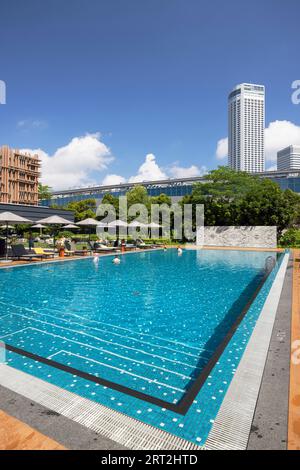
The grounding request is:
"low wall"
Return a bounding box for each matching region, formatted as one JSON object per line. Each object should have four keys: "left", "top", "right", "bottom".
{"left": 196, "top": 226, "right": 277, "bottom": 249}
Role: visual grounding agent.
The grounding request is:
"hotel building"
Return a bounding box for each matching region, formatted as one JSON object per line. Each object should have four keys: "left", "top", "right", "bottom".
{"left": 0, "top": 146, "right": 40, "bottom": 205}
{"left": 228, "top": 83, "right": 265, "bottom": 173}
{"left": 277, "top": 145, "right": 300, "bottom": 171}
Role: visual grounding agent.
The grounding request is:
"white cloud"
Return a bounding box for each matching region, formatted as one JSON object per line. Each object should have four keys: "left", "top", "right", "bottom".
{"left": 101, "top": 154, "right": 206, "bottom": 186}
{"left": 215, "top": 120, "right": 300, "bottom": 163}
{"left": 22, "top": 138, "right": 207, "bottom": 191}
{"left": 168, "top": 164, "right": 207, "bottom": 178}
{"left": 264, "top": 120, "right": 300, "bottom": 161}
{"left": 102, "top": 174, "right": 126, "bottom": 186}
{"left": 17, "top": 119, "right": 48, "bottom": 130}
{"left": 216, "top": 137, "right": 228, "bottom": 160}
{"left": 128, "top": 153, "right": 167, "bottom": 183}
{"left": 21, "top": 133, "right": 113, "bottom": 190}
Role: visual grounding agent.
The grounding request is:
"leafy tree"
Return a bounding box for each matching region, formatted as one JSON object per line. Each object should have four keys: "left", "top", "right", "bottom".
{"left": 101, "top": 193, "right": 120, "bottom": 217}
{"left": 125, "top": 186, "right": 150, "bottom": 222}
{"left": 126, "top": 185, "right": 149, "bottom": 207}
{"left": 182, "top": 167, "right": 300, "bottom": 236}
{"left": 188, "top": 166, "right": 261, "bottom": 199}
{"left": 238, "top": 182, "right": 299, "bottom": 235}
{"left": 50, "top": 203, "right": 68, "bottom": 210}
{"left": 38, "top": 184, "right": 52, "bottom": 200}
{"left": 150, "top": 193, "right": 172, "bottom": 206}
{"left": 66, "top": 199, "right": 96, "bottom": 222}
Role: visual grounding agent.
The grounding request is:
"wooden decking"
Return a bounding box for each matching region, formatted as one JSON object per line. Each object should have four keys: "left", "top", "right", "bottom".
{"left": 288, "top": 249, "right": 300, "bottom": 450}
{"left": 0, "top": 410, "right": 65, "bottom": 450}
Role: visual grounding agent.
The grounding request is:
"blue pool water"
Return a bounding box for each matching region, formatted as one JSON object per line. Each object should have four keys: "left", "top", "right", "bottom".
{"left": 0, "top": 249, "right": 282, "bottom": 445}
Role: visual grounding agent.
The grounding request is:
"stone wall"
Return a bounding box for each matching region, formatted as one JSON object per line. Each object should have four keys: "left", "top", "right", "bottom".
{"left": 196, "top": 226, "right": 277, "bottom": 249}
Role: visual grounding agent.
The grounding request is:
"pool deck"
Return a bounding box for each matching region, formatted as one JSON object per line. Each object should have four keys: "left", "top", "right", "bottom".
{"left": 0, "top": 409, "right": 65, "bottom": 450}
{"left": 247, "top": 254, "right": 292, "bottom": 449}
{"left": 288, "top": 249, "right": 300, "bottom": 450}
{"left": 0, "top": 246, "right": 299, "bottom": 450}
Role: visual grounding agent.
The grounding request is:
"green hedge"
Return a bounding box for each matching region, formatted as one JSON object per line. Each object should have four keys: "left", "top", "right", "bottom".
{"left": 279, "top": 228, "right": 300, "bottom": 248}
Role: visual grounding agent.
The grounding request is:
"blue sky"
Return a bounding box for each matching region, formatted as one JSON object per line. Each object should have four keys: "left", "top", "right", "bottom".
{"left": 1, "top": 0, "right": 300, "bottom": 189}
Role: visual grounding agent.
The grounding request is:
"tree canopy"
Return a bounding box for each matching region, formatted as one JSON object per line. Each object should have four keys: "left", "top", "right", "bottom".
{"left": 66, "top": 199, "right": 96, "bottom": 222}
{"left": 182, "top": 166, "right": 300, "bottom": 235}
{"left": 38, "top": 184, "right": 52, "bottom": 200}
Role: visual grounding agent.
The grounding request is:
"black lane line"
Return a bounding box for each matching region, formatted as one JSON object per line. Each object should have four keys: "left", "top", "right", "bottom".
{"left": 2, "top": 254, "right": 280, "bottom": 415}
{"left": 3, "top": 343, "right": 182, "bottom": 413}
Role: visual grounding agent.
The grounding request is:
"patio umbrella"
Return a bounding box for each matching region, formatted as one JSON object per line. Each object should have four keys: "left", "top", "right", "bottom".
{"left": 36, "top": 215, "right": 74, "bottom": 249}
{"left": 107, "top": 219, "right": 129, "bottom": 227}
{"left": 0, "top": 211, "right": 32, "bottom": 261}
{"left": 63, "top": 224, "right": 79, "bottom": 229}
{"left": 128, "top": 220, "right": 148, "bottom": 228}
{"left": 31, "top": 223, "right": 46, "bottom": 236}
{"left": 147, "top": 222, "right": 161, "bottom": 228}
{"left": 77, "top": 218, "right": 100, "bottom": 241}
{"left": 36, "top": 215, "right": 73, "bottom": 225}
{"left": 128, "top": 220, "right": 148, "bottom": 239}
{"left": 107, "top": 219, "right": 129, "bottom": 241}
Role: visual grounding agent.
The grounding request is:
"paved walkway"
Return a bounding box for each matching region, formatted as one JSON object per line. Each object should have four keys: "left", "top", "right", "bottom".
{"left": 288, "top": 249, "right": 300, "bottom": 450}
{"left": 0, "top": 410, "right": 65, "bottom": 450}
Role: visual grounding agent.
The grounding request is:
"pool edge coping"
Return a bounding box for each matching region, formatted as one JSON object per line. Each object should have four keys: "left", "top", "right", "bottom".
{"left": 205, "top": 252, "right": 290, "bottom": 450}
{"left": 0, "top": 363, "right": 202, "bottom": 450}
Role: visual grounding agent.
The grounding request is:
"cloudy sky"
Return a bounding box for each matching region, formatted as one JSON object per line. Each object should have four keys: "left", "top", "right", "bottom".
{"left": 1, "top": 0, "right": 300, "bottom": 189}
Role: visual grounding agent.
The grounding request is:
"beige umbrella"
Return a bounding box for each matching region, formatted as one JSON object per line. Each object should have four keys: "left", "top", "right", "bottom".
{"left": 36, "top": 215, "right": 74, "bottom": 249}
{"left": 0, "top": 211, "right": 32, "bottom": 261}
{"left": 31, "top": 223, "right": 47, "bottom": 236}
{"left": 147, "top": 222, "right": 161, "bottom": 228}
{"left": 107, "top": 220, "right": 129, "bottom": 227}
{"left": 76, "top": 218, "right": 99, "bottom": 226}
{"left": 77, "top": 218, "right": 100, "bottom": 241}
{"left": 106, "top": 220, "right": 129, "bottom": 241}
{"left": 128, "top": 220, "right": 148, "bottom": 228}
{"left": 36, "top": 215, "right": 73, "bottom": 225}
{"left": 63, "top": 224, "right": 79, "bottom": 229}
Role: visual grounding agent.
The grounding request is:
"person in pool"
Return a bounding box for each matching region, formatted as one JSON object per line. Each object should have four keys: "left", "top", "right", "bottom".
{"left": 113, "top": 255, "right": 121, "bottom": 264}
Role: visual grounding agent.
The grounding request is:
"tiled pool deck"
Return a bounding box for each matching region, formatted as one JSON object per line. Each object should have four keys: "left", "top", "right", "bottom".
{"left": 288, "top": 249, "right": 300, "bottom": 450}
{"left": 0, "top": 247, "right": 297, "bottom": 450}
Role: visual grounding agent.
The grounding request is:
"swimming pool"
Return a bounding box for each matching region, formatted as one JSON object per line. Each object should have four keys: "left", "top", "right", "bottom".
{"left": 0, "top": 249, "right": 283, "bottom": 446}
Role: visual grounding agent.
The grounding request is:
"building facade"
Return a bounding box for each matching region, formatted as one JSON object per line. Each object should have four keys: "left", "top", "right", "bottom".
{"left": 40, "top": 169, "right": 300, "bottom": 207}
{"left": 277, "top": 145, "right": 300, "bottom": 171}
{"left": 228, "top": 83, "right": 265, "bottom": 173}
{"left": 0, "top": 146, "right": 40, "bottom": 205}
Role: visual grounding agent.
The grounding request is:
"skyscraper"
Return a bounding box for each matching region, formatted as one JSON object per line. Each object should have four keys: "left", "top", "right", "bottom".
{"left": 228, "top": 83, "right": 265, "bottom": 173}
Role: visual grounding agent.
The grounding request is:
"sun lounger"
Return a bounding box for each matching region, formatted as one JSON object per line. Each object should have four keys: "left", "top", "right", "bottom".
{"left": 93, "top": 243, "right": 119, "bottom": 253}
{"left": 34, "top": 248, "right": 55, "bottom": 258}
{"left": 12, "top": 244, "right": 45, "bottom": 261}
{"left": 70, "top": 242, "right": 92, "bottom": 256}
{"left": 64, "top": 249, "right": 75, "bottom": 256}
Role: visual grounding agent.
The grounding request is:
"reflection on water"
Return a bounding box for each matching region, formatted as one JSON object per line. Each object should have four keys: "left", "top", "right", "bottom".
{"left": 196, "top": 249, "right": 276, "bottom": 270}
